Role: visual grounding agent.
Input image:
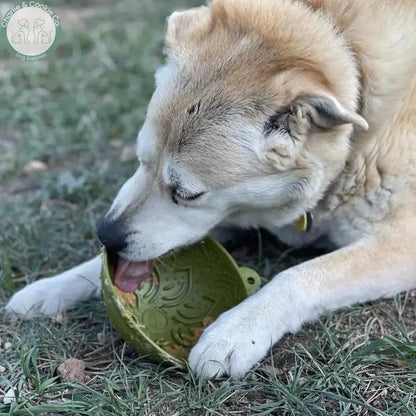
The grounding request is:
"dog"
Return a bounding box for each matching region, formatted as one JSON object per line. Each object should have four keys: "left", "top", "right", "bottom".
{"left": 6, "top": 0, "right": 416, "bottom": 379}
{"left": 11, "top": 19, "right": 30, "bottom": 44}
{"left": 33, "top": 18, "right": 51, "bottom": 44}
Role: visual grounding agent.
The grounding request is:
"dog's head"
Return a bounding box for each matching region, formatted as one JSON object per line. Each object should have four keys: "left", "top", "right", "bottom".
{"left": 98, "top": 0, "right": 367, "bottom": 262}
{"left": 34, "top": 18, "right": 45, "bottom": 29}
{"left": 17, "top": 19, "right": 29, "bottom": 29}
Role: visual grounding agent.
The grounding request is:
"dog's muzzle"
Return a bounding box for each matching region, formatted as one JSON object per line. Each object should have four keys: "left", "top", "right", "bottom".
{"left": 97, "top": 219, "right": 127, "bottom": 253}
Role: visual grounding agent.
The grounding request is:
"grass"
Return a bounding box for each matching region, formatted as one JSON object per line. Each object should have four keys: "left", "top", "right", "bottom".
{"left": 0, "top": 0, "right": 415, "bottom": 414}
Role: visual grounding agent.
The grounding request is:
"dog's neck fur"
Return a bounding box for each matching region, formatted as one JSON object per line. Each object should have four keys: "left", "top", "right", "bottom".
{"left": 304, "top": 0, "right": 416, "bottom": 244}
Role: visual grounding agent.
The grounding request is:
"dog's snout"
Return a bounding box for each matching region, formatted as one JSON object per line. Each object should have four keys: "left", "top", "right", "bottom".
{"left": 97, "top": 220, "right": 128, "bottom": 253}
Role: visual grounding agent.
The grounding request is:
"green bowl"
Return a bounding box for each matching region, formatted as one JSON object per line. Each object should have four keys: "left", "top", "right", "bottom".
{"left": 101, "top": 236, "right": 261, "bottom": 367}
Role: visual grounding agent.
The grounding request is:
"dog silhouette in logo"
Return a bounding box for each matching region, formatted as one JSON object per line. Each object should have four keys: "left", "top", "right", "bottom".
{"left": 33, "top": 18, "right": 51, "bottom": 44}
{"left": 11, "top": 18, "right": 30, "bottom": 44}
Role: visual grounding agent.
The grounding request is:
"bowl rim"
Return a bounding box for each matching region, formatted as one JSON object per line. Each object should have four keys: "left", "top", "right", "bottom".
{"left": 101, "top": 236, "right": 261, "bottom": 366}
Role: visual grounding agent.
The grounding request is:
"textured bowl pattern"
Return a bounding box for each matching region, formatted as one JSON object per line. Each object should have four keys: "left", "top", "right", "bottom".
{"left": 101, "top": 237, "right": 261, "bottom": 367}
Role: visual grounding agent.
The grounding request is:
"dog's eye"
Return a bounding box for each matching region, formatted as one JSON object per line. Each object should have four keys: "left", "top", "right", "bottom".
{"left": 173, "top": 189, "right": 205, "bottom": 203}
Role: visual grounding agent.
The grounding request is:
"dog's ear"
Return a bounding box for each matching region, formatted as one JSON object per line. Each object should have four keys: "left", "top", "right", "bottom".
{"left": 166, "top": 7, "right": 211, "bottom": 50}
{"left": 18, "top": 18, "right": 29, "bottom": 27}
{"left": 290, "top": 94, "right": 368, "bottom": 131}
{"left": 262, "top": 93, "right": 368, "bottom": 170}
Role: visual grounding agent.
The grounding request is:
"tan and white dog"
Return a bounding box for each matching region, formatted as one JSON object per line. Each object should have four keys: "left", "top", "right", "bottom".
{"left": 6, "top": 0, "right": 416, "bottom": 379}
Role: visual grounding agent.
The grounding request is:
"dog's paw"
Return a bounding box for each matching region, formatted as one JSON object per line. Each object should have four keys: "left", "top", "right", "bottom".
{"left": 188, "top": 299, "right": 274, "bottom": 379}
{"left": 5, "top": 277, "right": 69, "bottom": 320}
{"left": 5, "top": 257, "right": 102, "bottom": 320}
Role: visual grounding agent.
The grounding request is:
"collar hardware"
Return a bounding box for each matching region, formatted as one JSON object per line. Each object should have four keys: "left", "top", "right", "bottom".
{"left": 293, "top": 212, "right": 313, "bottom": 233}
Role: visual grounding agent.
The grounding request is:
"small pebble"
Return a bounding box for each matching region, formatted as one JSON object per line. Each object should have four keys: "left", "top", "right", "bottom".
{"left": 4, "top": 342, "right": 12, "bottom": 350}
{"left": 3, "top": 388, "right": 16, "bottom": 404}
{"left": 97, "top": 331, "right": 105, "bottom": 344}
{"left": 297, "top": 377, "right": 307, "bottom": 386}
{"left": 23, "top": 160, "right": 48, "bottom": 173}
{"left": 57, "top": 358, "right": 86, "bottom": 383}
{"left": 0, "top": 365, "right": 5, "bottom": 373}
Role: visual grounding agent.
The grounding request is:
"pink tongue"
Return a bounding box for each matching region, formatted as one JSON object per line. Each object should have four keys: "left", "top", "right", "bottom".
{"left": 113, "top": 258, "right": 153, "bottom": 293}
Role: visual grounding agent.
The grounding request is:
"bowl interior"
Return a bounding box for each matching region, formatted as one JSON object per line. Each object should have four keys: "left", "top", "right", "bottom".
{"left": 102, "top": 237, "right": 261, "bottom": 364}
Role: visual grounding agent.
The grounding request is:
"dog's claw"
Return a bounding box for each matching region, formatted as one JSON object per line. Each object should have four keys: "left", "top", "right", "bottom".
{"left": 188, "top": 300, "right": 274, "bottom": 379}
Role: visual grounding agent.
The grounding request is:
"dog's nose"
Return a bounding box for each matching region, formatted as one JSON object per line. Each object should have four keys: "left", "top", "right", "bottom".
{"left": 97, "top": 220, "right": 128, "bottom": 253}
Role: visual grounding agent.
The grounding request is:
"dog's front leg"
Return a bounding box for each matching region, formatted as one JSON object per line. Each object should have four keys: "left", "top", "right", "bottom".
{"left": 189, "top": 229, "right": 416, "bottom": 379}
{"left": 5, "top": 255, "right": 102, "bottom": 319}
